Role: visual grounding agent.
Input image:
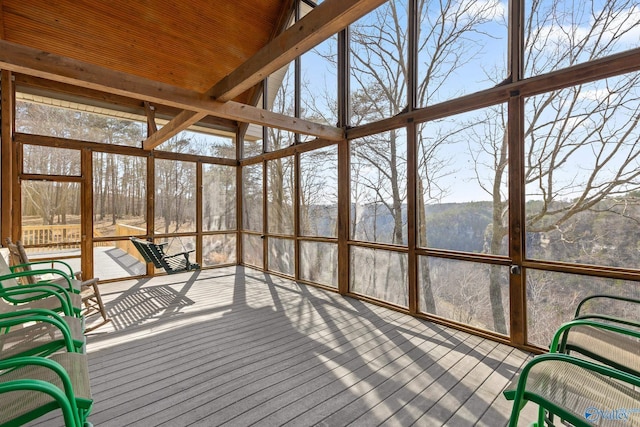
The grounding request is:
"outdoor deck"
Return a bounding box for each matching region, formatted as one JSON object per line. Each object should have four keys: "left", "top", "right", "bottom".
{"left": 33, "top": 266, "right": 537, "bottom": 426}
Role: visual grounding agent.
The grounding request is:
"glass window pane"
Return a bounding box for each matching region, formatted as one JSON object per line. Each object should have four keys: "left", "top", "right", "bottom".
{"left": 351, "top": 129, "right": 407, "bottom": 245}
{"left": 156, "top": 129, "right": 236, "bottom": 159}
{"left": 16, "top": 97, "right": 144, "bottom": 147}
{"left": 350, "top": 1, "right": 408, "bottom": 125}
{"left": 268, "top": 237, "right": 294, "bottom": 277}
{"left": 524, "top": 74, "right": 640, "bottom": 268}
{"left": 267, "top": 157, "right": 295, "bottom": 235}
{"left": 267, "top": 127, "right": 295, "bottom": 153}
{"left": 23, "top": 145, "right": 80, "bottom": 176}
{"left": 526, "top": 269, "right": 640, "bottom": 348}
{"left": 153, "top": 236, "right": 196, "bottom": 274}
{"left": 300, "top": 241, "right": 337, "bottom": 288}
{"left": 243, "top": 125, "right": 263, "bottom": 159}
{"left": 350, "top": 246, "right": 408, "bottom": 308}
{"left": 94, "top": 240, "right": 146, "bottom": 280}
{"left": 300, "top": 146, "right": 338, "bottom": 237}
{"left": 417, "top": 0, "right": 507, "bottom": 107}
{"left": 417, "top": 106, "right": 508, "bottom": 255}
{"left": 203, "top": 164, "right": 236, "bottom": 231}
{"left": 524, "top": 0, "right": 640, "bottom": 78}
{"left": 93, "top": 153, "right": 147, "bottom": 237}
{"left": 154, "top": 159, "right": 196, "bottom": 234}
{"left": 203, "top": 234, "right": 237, "bottom": 267}
{"left": 21, "top": 181, "right": 81, "bottom": 246}
{"left": 268, "top": 62, "right": 295, "bottom": 116}
{"left": 267, "top": 62, "right": 296, "bottom": 151}
{"left": 301, "top": 36, "right": 338, "bottom": 129}
{"left": 242, "top": 164, "right": 263, "bottom": 232}
{"left": 419, "top": 257, "right": 510, "bottom": 335}
{"left": 243, "top": 233, "right": 263, "bottom": 268}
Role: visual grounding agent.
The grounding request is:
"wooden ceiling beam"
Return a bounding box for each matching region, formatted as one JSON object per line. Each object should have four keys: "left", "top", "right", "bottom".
{"left": 14, "top": 74, "right": 239, "bottom": 132}
{"left": 0, "top": 40, "right": 344, "bottom": 141}
{"left": 209, "top": 0, "right": 387, "bottom": 102}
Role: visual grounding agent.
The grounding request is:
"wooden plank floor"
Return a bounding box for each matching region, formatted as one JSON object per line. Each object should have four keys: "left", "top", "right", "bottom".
{"left": 32, "top": 266, "right": 538, "bottom": 426}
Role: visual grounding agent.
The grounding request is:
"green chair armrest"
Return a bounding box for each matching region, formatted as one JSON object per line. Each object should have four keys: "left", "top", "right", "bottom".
{"left": 0, "top": 314, "right": 77, "bottom": 354}
{"left": 10, "top": 259, "right": 75, "bottom": 276}
{"left": 0, "top": 286, "right": 73, "bottom": 316}
{"left": 0, "top": 356, "right": 84, "bottom": 427}
{"left": 504, "top": 353, "right": 640, "bottom": 427}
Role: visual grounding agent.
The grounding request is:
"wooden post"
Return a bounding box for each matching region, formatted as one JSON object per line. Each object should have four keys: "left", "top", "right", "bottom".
{"left": 406, "top": 0, "right": 418, "bottom": 314}
{"left": 508, "top": 92, "right": 526, "bottom": 347}
{"left": 236, "top": 129, "right": 243, "bottom": 265}
{"left": 507, "top": 0, "right": 526, "bottom": 347}
{"left": 337, "top": 28, "right": 350, "bottom": 295}
{"left": 146, "top": 152, "right": 155, "bottom": 276}
{"left": 262, "top": 159, "right": 268, "bottom": 271}
{"left": 1, "top": 70, "right": 14, "bottom": 244}
{"left": 196, "top": 160, "right": 203, "bottom": 267}
{"left": 294, "top": 152, "right": 300, "bottom": 280}
{"left": 81, "top": 148, "right": 94, "bottom": 279}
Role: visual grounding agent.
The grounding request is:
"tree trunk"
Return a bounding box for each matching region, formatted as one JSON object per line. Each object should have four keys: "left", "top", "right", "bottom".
{"left": 110, "top": 156, "right": 117, "bottom": 226}
{"left": 487, "top": 127, "right": 509, "bottom": 334}
{"left": 417, "top": 178, "right": 436, "bottom": 313}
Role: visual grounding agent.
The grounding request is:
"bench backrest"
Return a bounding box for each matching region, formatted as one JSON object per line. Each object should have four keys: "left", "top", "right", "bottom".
{"left": 129, "top": 237, "right": 165, "bottom": 268}
{"left": 129, "top": 237, "right": 193, "bottom": 274}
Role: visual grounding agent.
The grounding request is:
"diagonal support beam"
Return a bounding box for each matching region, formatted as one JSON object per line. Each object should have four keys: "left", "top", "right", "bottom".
{"left": 144, "top": 101, "right": 158, "bottom": 135}
{"left": 210, "top": 0, "right": 387, "bottom": 102}
{"left": 0, "top": 40, "right": 344, "bottom": 141}
{"left": 143, "top": 110, "right": 206, "bottom": 150}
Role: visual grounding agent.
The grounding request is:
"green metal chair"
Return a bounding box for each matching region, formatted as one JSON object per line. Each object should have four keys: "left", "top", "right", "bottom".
{"left": 0, "top": 309, "right": 85, "bottom": 361}
{"left": 503, "top": 352, "right": 640, "bottom": 427}
{"left": 2, "top": 242, "right": 81, "bottom": 294}
{"left": 573, "top": 294, "right": 640, "bottom": 328}
{"left": 5, "top": 239, "right": 110, "bottom": 329}
{"left": 129, "top": 237, "right": 200, "bottom": 274}
{"left": 0, "top": 251, "right": 82, "bottom": 318}
{"left": 554, "top": 318, "right": 640, "bottom": 377}
{"left": 504, "top": 320, "right": 640, "bottom": 426}
{"left": 0, "top": 353, "right": 93, "bottom": 426}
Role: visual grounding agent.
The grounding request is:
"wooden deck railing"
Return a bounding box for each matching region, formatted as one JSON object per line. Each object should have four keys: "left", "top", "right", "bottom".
{"left": 21, "top": 224, "right": 83, "bottom": 248}
{"left": 21, "top": 224, "right": 123, "bottom": 250}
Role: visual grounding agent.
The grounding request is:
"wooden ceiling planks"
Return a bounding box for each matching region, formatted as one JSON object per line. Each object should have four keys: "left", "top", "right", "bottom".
{"left": 1, "top": 0, "right": 284, "bottom": 100}
{"left": 142, "top": 0, "right": 298, "bottom": 150}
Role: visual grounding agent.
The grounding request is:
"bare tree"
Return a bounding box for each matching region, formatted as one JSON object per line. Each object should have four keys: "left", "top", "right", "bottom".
{"left": 242, "top": 163, "right": 264, "bottom": 233}
{"left": 463, "top": 0, "right": 640, "bottom": 334}
{"left": 349, "top": 0, "right": 502, "bottom": 308}
{"left": 299, "top": 148, "right": 338, "bottom": 237}
{"left": 154, "top": 138, "right": 196, "bottom": 234}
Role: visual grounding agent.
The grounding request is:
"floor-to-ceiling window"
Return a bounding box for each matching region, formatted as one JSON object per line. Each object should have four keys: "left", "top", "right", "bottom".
{"left": 4, "top": 0, "right": 640, "bottom": 350}
{"left": 237, "top": 0, "right": 640, "bottom": 349}
{"left": 13, "top": 89, "right": 238, "bottom": 281}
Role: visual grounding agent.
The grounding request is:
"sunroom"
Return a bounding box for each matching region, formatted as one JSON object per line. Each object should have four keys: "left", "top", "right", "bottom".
{"left": 0, "top": 0, "right": 639, "bottom": 425}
